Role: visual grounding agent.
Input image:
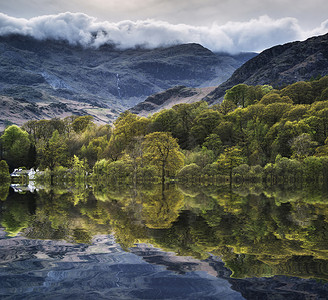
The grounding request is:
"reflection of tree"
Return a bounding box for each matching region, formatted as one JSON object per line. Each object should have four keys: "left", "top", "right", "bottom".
{"left": 0, "top": 183, "right": 10, "bottom": 201}
{"left": 2, "top": 183, "right": 328, "bottom": 281}
{"left": 0, "top": 192, "right": 35, "bottom": 236}
{"left": 198, "top": 186, "right": 328, "bottom": 280}
{"left": 26, "top": 188, "right": 109, "bottom": 244}
{"left": 92, "top": 187, "right": 147, "bottom": 249}
{"left": 143, "top": 184, "right": 328, "bottom": 280}
{"left": 141, "top": 185, "right": 184, "bottom": 229}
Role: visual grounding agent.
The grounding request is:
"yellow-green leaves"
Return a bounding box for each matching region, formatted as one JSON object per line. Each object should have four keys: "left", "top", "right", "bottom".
{"left": 143, "top": 132, "right": 184, "bottom": 182}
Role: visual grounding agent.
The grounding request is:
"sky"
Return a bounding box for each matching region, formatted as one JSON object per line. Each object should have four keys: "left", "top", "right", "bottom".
{"left": 0, "top": 0, "right": 327, "bottom": 53}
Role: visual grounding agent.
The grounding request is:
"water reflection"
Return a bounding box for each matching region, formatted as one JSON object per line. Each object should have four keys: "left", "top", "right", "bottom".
{"left": 1, "top": 183, "right": 328, "bottom": 298}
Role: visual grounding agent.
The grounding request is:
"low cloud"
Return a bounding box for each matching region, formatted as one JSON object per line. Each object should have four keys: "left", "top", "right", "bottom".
{"left": 0, "top": 12, "right": 327, "bottom": 53}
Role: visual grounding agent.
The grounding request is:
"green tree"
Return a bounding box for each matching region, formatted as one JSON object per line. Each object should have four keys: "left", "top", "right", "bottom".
{"left": 233, "top": 164, "right": 250, "bottom": 181}
{"left": 303, "top": 156, "right": 322, "bottom": 183}
{"left": 149, "top": 109, "right": 179, "bottom": 134}
{"left": 106, "top": 160, "right": 133, "bottom": 183}
{"left": 177, "top": 163, "right": 201, "bottom": 182}
{"left": 269, "top": 120, "right": 310, "bottom": 159}
{"left": 26, "top": 143, "right": 37, "bottom": 169}
{"left": 80, "top": 136, "right": 108, "bottom": 167}
{"left": 216, "top": 100, "right": 237, "bottom": 115}
{"left": 213, "top": 121, "right": 235, "bottom": 146}
{"left": 190, "top": 110, "right": 223, "bottom": 145}
{"left": 124, "top": 136, "right": 144, "bottom": 185}
{"left": 282, "top": 105, "right": 310, "bottom": 121}
{"left": 172, "top": 101, "right": 209, "bottom": 148}
{"left": 262, "top": 102, "right": 293, "bottom": 126}
{"left": 281, "top": 81, "right": 314, "bottom": 104}
{"left": 202, "top": 134, "right": 223, "bottom": 157}
{"left": 185, "top": 147, "right": 215, "bottom": 169}
{"left": 104, "top": 111, "right": 149, "bottom": 161}
{"left": 92, "top": 159, "right": 109, "bottom": 179}
{"left": 143, "top": 132, "right": 184, "bottom": 183}
{"left": 259, "top": 93, "right": 292, "bottom": 105}
{"left": 291, "top": 133, "right": 318, "bottom": 160}
{"left": 40, "top": 130, "right": 68, "bottom": 184}
{"left": 273, "top": 156, "right": 302, "bottom": 182}
{"left": 217, "top": 146, "right": 244, "bottom": 185}
{"left": 71, "top": 155, "right": 88, "bottom": 182}
{"left": 71, "top": 115, "right": 94, "bottom": 133}
{"left": 224, "top": 84, "right": 249, "bottom": 108}
{"left": 1, "top": 125, "right": 31, "bottom": 168}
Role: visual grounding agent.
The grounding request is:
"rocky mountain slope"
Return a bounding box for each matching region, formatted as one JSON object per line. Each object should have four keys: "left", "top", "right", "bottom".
{"left": 0, "top": 34, "right": 255, "bottom": 130}
{"left": 130, "top": 32, "right": 328, "bottom": 115}
{"left": 204, "top": 32, "right": 328, "bottom": 103}
{"left": 129, "top": 85, "right": 216, "bottom": 115}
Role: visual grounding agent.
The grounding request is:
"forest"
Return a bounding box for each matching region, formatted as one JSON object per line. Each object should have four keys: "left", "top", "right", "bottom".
{"left": 2, "top": 75, "right": 328, "bottom": 185}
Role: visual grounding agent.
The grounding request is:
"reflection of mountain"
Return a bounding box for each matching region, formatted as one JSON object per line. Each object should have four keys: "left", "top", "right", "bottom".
{"left": 130, "top": 243, "right": 219, "bottom": 277}
{"left": 0, "top": 231, "right": 243, "bottom": 299}
{"left": 1, "top": 230, "right": 327, "bottom": 299}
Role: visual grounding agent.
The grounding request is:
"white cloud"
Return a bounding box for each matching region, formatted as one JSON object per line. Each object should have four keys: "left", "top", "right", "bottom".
{"left": 0, "top": 12, "right": 327, "bottom": 53}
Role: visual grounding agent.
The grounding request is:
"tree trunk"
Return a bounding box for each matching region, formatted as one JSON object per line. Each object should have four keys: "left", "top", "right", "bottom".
{"left": 50, "top": 172, "right": 54, "bottom": 186}
{"left": 162, "top": 161, "right": 165, "bottom": 184}
{"left": 229, "top": 168, "right": 233, "bottom": 188}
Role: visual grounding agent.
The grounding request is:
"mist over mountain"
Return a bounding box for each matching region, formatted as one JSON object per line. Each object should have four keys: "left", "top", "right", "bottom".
{"left": 1, "top": 12, "right": 327, "bottom": 53}
{"left": 2, "top": 12, "right": 327, "bottom": 129}
{"left": 0, "top": 33, "right": 255, "bottom": 130}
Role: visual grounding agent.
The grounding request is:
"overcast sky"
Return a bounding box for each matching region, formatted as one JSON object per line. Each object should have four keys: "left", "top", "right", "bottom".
{"left": 0, "top": 0, "right": 327, "bottom": 53}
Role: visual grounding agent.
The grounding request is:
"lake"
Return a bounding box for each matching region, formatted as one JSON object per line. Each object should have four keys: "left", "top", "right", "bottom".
{"left": 1, "top": 182, "right": 328, "bottom": 299}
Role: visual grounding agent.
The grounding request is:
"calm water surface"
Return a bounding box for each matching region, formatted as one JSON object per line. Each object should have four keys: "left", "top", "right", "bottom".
{"left": 0, "top": 183, "right": 328, "bottom": 299}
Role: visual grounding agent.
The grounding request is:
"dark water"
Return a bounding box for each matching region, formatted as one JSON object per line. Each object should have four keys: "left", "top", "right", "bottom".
{"left": 1, "top": 183, "right": 328, "bottom": 299}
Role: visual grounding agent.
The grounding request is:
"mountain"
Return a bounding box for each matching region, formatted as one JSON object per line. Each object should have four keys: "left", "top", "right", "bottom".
{"left": 0, "top": 34, "right": 255, "bottom": 130}
{"left": 204, "top": 33, "right": 328, "bottom": 103}
{"left": 130, "top": 33, "right": 328, "bottom": 115}
{"left": 129, "top": 85, "right": 216, "bottom": 115}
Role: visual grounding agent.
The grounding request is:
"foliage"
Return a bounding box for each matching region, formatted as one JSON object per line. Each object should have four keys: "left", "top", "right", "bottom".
{"left": 0, "top": 182, "right": 10, "bottom": 201}
{"left": 71, "top": 155, "right": 88, "bottom": 182}
{"left": 40, "top": 130, "right": 68, "bottom": 171}
{"left": 217, "top": 147, "right": 244, "bottom": 181}
{"left": 2, "top": 77, "right": 328, "bottom": 184}
{"left": 0, "top": 160, "right": 10, "bottom": 183}
{"left": 71, "top": 115, "right": 94, "bottom": 133}
{"left": 143, "top": 132, "right": 185, "bottom": 182}
{"left": 1, "top": 125, "right": 30, "bottom": 168}
{"left": 177, "top": 163, "right": 201, "bottom": 181}
{"left": 2, "top": 179, "right": 328, "bottom": 281}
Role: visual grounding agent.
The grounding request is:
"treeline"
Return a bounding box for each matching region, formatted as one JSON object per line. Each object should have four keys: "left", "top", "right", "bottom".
{"left": 2, "top": 76, "right": 328, "bottom": 184}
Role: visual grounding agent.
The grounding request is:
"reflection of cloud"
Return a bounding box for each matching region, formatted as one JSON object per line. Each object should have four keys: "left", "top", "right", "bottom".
{"left": 0, "top": 12, "right": 327, "bottom": 53}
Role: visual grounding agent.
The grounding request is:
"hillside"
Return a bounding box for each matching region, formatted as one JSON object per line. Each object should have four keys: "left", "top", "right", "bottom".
{"left": 204, "top": 33, "right": 328, "bottom": 103}
{"left": 129, "top": 86, "right": 216, "bottom": 116}
{"left": 0, "top": 34, "right": 255, "bottom": 130}
{"left": 130, "top": 33, "right": 328, "bottom": 115}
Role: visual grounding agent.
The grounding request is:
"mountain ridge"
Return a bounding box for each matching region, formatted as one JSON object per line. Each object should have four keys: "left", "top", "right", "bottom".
{"left": 0, "top": 34, "right": 256, "bottom": 130}
{"left": 204, "top": 33, "right": 328, "bottom": 103}
{"left": 130, "top": 32, "right": 328, "bottom": 115}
